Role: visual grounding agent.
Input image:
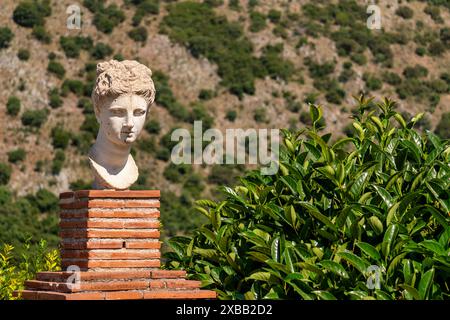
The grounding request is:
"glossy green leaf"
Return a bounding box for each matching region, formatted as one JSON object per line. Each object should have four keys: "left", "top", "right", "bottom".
{"left": 356, "top": 242, "right": 381, "bottom": 261}
{"left": 337, "top": 252, "right": 369, "bottom": 274}
{"left": 320, "top": 260, "right": 349, "bottom": 279}
{"left": 382, "top": 224, "right": 399, "bottom": 259}
{"left": 298, "top": 201, "right": 337, "bottom": 232}
{"left": 418, "top": 268, "right": 435, "bottom": 300}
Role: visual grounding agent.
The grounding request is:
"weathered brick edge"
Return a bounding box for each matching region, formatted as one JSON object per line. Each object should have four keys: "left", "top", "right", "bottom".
{"left": 16, "top": 270, "right": 216, "bottom": 300}
{"left": 60, "top": 190, "right": 161, "bottom": 199}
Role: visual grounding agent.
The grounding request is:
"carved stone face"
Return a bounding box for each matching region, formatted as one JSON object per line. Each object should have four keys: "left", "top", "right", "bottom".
{"left": 97, "top": 94, "right": 148, "bottom": 146}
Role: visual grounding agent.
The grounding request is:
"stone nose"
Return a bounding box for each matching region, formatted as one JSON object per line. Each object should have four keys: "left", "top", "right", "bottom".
{"left": 124, "top": 113, "right": 134, "bottom": 129}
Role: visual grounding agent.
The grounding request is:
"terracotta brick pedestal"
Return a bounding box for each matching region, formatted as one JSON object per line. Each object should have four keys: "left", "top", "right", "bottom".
{"left": 16, "top": 190, "right": 216, "bottom": 300}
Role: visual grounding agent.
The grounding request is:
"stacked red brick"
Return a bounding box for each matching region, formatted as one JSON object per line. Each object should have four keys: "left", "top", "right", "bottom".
{"left": 59, "top": 190, "right": 161, "bottom": 270}
{"left": 15, "top": 190, "right": 216, "bottom": 300}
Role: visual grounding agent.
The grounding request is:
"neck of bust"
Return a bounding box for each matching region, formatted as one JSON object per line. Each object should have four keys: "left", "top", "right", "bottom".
{"left": 90, "top": 129, "right": 132, "bottom": 172}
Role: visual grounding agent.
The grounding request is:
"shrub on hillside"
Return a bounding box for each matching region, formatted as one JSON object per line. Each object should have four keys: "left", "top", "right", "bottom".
{"left": 17, "top": 49, "right": 30, "bottom": 61}
{"left": 428, "top": 41, "right": 446, "bottom": 56}
{"left": 51, "top": 150, "right": 65, "bottom": 175}
{"left": 6, "top": 96, "right": 21, "bottom": 116}
{"left": 268, "top": 9, "right": 282, "bottom": 23}
{"left": 152, "top": 71, "right": 189, "bottom": 121}
{"left": 395, "top": 6, "right": 414, "bottom": 19}
{"left": 90, "top": 43, "right": 113, "bottom": 60}
{"left": 225, "top": 110, "right": 237, "bottom": 122}
{"left": 51, "top": 126, "right": 71, "bottom": 150}
{"left": 424, "top": 5, "right": 443, "bottom": 23}
{"left": 363, "top": 73, "right": 383, "bottom": 91}
{"left": 61, "top": 79, "right": 84, "bottom": 97}
{"left": 31, "top": 26, "right": 51, "bottom": 44}
{"left": 254, "top": 107, "right": 267, "bottom": 123}
{"left": 0, "top": 27, "right": 14, "bottom": 49}
{"left": 21, "top": 109, "right": 48, "bottom": 128}
{"left": 60, "top": 36, "right": 93, "bottom": 58}
{"left": 128, "top": 27, "right": 148, "bottom": 43}
{"left": 249, "top": 11, "right": 267, "bottom": 33}
{"left": 0, "top": 163, "right": 12, "bottom": 185}
{"left": 260, "top": 44, "right": 294, "bottom": 81}
{"left": 145, "top": 119, "right": 161, "bottom": 134}
{"left": 48, "top": 88, "right": 63, "bottom": 109}
{"left": 130, "top": 0, "right": 160, "bottom": 26}
{"left": 88, "top": 2, "right": 125, "bottom": 34}
{"left": 13, "top": 0, "right": 51, "bottom": 28}
{"left": 435, "top": 112, "right": 450, "bottom": 139}
{"left": 47, "top": 61, "right": 66, "bottom": 79}
{"left": 7, "top": 149, "right": 26, "bottom": 164}
{"left": 161, "top": 2, "right": 260, "bottom": 98}
{"left": 403, "top": 65, "right": 429, "bottom": 79}
{"left": 165, "top": 97, "right": 450, "bottom": 300}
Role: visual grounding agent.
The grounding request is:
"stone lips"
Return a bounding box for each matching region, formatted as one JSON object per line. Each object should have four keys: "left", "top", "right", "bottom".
{"left": 16, "top": 190, "right": 216, "bottom": 300}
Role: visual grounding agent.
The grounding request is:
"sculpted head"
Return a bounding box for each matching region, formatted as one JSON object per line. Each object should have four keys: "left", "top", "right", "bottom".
{"left": 92, "top": 60, "right": 156, "bottom": 146}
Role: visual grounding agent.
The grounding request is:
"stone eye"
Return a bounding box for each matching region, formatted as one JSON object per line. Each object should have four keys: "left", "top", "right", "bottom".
{"left": 134, "top": 109, "right": 146, "bottom": 116}
{"left": 111, "top": 109, "right": 126, "bottom": 116}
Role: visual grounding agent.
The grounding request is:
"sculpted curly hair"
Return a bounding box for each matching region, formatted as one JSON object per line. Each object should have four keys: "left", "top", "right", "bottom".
{"left": 91, "top": 60, "right": 156, "bottom": 113}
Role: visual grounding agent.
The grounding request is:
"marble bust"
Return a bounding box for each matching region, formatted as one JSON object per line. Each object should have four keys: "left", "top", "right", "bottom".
{"left": 88, "top": 60, "right": 156, "bottom": 190}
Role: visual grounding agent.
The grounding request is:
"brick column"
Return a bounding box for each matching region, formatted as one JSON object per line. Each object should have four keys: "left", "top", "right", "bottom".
{"left": 15, "top": 190, "right": 216, "bottom": 300}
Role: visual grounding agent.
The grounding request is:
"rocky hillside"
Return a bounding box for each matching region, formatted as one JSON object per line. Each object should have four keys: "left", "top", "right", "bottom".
{"left": 0, "top": 0, "right": 449, "bottom": 241}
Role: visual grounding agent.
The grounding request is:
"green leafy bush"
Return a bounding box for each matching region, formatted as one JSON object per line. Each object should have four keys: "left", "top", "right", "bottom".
{"left": 51, "top": 126, "right": 71, "bottom": 150}
{"left": 428, "top": 41, "right": 446, "bottom": 56}
{"left": 165, "top": 97, "right": 450, "bottom": 300}
{"left": 363, "top": 73, "right": 383, "bottom": 91}
{"left": 61, "top": 79, "right": 84, "bottom": 97}
{"left": 7, "top": 149, "right": 26, "bottom": 164}
{"left": 13, "top": 0, "right": 51, "bottom": 28}
{"left": 0, "top": 240, "right": 60, "bottom": 300}
{"left": 31, "top": 26, "right": 51, "bottom": 44}
{"left": 0, "top": 163, "right": 12, "bottom": 185}
{"left": 21, "top": 109, "right": 48, "bottom": 128}
{"left": 80, "top": 114, "right": 99, "bottom": 137}
{"left": 163, "top": 163, "right": 193, "bottom": 183}
{"left": 27, "top": 189, "right": 59, "bottom": 213}
{"left": 268, "top": 9, "right": 282, "bottom": 24}
{"left": 188, "top": 103, "right": 214, "bottom": 129}
{"left": 6, "top": 96, "right": 21, "bottom": 117}
{"left": 130, "top": 0, "right": 160, "bottom": 26}
{"left": 199, "top": 89, "right": 215, "bottom": 101}
{"left": 382, "top": 72, "right": 402, "bottom": 86}
{"left": 0, "top": 27, "right": 14, "bottom": 49}
{"left": 395, "top": 6, "right": 414, "bottom": 19}
{"left": 84, "top": 1, "right": 125, "bottom": 34}
{"left": 48, "top": 88, "right": 63, "bottom": 109}
{"left": 403, "top": 65, "right": 429, "bottom": 79}
{"left": 128, "top": 27, "right": 148, "bottom": 43}
{"left": 259, "top": 44, "right": 294, "bottom": 81}
{"left": 424, "top": 5, "right": 443, "bottom": 23}
{"left": 161, "top": 2, "right": 260, "bottom": 98}
{"left": 145, "top": 119, "right": 161, "bottom": 134}
{"left": 17, "top": 48, "right": 30, "bottom": 61}
{"left": 90, "top": 42, "right": 113, "bottom": 60}
{"left": 0, "top": 189, "right": 59, "bottom": 252}
{"left": 435, "top": 112, "right": 450, "bottom": 139}
{"left": 47, "top": 61, "right": 66, "bottom": 79}
{"left": 59, "top": 36, "right": 93, "bottom": 58}
{"left": 225, "top": 110, "right": 237, "bottom": 122}
{"left": 152, "top": 71, "right": 189, "bottom": 121}
{"left": 254, "top": 107, "right": 267, "bottom": 123}
{"left": 51, "top": 150, "right": 65, "bottom": 175}
{"left": 249, "top": 11, "right": 267, "bottom": 33}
